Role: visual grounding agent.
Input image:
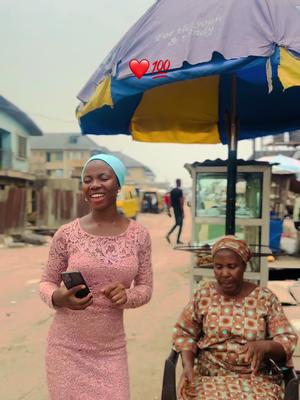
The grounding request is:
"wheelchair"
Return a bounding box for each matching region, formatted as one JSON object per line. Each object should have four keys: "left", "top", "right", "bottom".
{"left": 161, "top": 349, "right": 299, "bottom": 400}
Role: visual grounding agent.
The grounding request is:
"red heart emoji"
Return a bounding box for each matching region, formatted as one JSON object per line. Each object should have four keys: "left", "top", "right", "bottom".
{"left": 129, "top": 59, "right": 150, "bottom": 79}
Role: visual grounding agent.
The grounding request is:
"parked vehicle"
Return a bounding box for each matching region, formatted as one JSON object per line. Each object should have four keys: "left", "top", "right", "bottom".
{"left": 140, "top": 188, "right": 165, "bottom": 214}
{"left": 117, "top": 185, "right": 140, "bottom": 219}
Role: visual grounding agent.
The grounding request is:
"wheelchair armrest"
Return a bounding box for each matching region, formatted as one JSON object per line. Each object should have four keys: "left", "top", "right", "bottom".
{"left": 161, "top": 350, "right": 179, "bottom": 400}
{"left": 282, "top": 367, "right": 299, "bottom": 400}
{"left": 268, "top": 359, "right": 299, "bottom": 400}
{"left": 168, "top": 349, "right": 180, "bottom": 366}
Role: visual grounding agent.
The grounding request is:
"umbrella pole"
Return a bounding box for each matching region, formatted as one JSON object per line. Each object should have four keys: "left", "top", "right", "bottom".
{"left": 225, "top": 74, "right": 238, "bottom": 235}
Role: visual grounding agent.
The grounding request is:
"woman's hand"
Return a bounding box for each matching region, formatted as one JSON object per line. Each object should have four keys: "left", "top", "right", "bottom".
{"left": 177, "top": 365, "right": 197, "bottom": 399}
{"left": 101, "top": 282, "right": 127, "bottom": 305}
{"left": 239, "top": 340, "right": 272, "bottom": 374}
{"left": 178, "top": 364, "right": 195, "bottom": 389}
{"left": 52, "top": 285, "right": 93, "bottom": 310}
{"left": 182, "top": 364, "right": 195, "bottom": 383}
{"left": 177, "top": 351, "right": 196, "bottom": 398}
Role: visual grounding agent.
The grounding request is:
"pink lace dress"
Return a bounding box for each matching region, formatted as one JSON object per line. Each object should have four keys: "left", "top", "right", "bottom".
{"left": 40, "top": 218, "right": 152, "bottom": 400}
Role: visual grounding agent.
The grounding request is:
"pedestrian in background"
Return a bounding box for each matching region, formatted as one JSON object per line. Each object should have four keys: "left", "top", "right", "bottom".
{"left": 166, "top": 178, "right": 184, "bottom": 245}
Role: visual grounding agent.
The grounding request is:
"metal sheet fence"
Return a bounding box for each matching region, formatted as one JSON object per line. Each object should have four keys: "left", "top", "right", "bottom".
{"left": 0, "top": 185, "right": 90, "bottom": 234}
{"left": 36, "top": 187, "right": 90, "bottom": 228}
{"left": 0, "top": 187, "right": 26, "bottom": 234}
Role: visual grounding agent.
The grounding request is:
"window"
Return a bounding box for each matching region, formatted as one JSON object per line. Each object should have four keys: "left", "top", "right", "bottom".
{"left": 69, "top": 136, "right": 78, "bottom": 144}
{"left": 46, "top": 152, "right": 63, "bottom": 161}
{"left": 47, "top": 169, "right": 64, "bottom": 177}
{"left": 68, "top": 151, "right": 82, "bottom": 160}
{"left": 54, "top": 169, "right": 64, "bottom": 177}
{"left": 53, "top": 152, "right": 63, "bottom": 161}
{"left": 18, "top": 136, "right": 27, "bottom": 158}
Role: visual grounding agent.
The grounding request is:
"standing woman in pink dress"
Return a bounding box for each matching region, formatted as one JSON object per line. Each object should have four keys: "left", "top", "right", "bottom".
{"left": 40, "top": 153, "right": 153, "bottom": 400}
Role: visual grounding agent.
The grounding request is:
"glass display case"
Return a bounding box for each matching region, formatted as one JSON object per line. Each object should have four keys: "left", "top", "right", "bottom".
{"left": 185, "top": 160, "right": 272, "bottom": 289}
{"left": 195, "top": 172, "right": 262, "bottom": 219}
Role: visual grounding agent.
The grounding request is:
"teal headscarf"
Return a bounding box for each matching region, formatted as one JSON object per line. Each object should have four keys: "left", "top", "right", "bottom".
{"left": 81, "top": 154, "right": 126, "bottom": 187}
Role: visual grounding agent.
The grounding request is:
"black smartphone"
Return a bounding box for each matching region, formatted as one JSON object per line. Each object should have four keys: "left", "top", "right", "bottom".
{"left": 61, "top": 271, "right": 90, "bottom": 299}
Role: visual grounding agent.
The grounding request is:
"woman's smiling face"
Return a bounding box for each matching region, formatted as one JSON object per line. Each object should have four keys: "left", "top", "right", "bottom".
{"left": 82, "top": 160, "right": 119, "bottom": 211}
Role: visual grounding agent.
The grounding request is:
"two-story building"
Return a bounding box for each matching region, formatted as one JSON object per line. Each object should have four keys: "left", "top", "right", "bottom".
{"left": 0, "top": 96, "right": 43, "bottom": 234}
{"left": 29, "top": 133, "right": 109, "bottom": 179}
{"left": 30, "top": 133, "right": 155, "bottom": 185}
{"left": 112, "top": 151, "right": 155, "bottom": 185}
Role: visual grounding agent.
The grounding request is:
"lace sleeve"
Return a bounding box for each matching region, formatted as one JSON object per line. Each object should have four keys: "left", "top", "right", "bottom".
{"left": 122, "top": 226, "right": 153, "bottom": 309}
{"left": 39, "top": 226, "right": 69, "bottom": 308}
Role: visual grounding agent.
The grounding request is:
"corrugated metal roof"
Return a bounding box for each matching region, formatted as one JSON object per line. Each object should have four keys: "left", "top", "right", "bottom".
{"left": 185, "top": 158, "right": 271, "bottom": 172}
{"left": 30, "top": 133, "right": 109, "bottom": 152}
{"left": 0, "top": 95, "right": 43, "bottom": 136}
{"left": 188, "top": 158, "right": 271, "bottom": 167}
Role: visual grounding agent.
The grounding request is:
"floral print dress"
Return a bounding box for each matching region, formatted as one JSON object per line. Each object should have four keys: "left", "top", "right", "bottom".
{"left": 173, "top": 282, "right": 298, "bottom": 400}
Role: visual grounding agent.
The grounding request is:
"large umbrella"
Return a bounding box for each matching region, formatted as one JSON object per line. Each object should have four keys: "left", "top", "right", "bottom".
{"left": 76, "top": 0, "right": 300, "bottom": 234}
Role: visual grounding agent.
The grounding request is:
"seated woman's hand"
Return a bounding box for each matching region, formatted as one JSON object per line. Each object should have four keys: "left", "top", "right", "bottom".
{"left": 177, "top": 365, "right": 197, "bottom": 399}
{"left": 52, "top": 285, "right": 93, "bottom": 310}
{"left": 101, "top": 282, "right": 127, "bottom": 305}
{"left": 239, "top": 340, "right": 272, "bottom": 374}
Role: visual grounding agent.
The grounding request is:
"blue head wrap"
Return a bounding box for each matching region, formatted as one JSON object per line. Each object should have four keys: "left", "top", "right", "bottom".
{"left": 81, "top": 154, "right": 126, "bottom": 187}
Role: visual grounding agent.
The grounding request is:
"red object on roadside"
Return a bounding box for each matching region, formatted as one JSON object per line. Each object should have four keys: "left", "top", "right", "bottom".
{"left": 163, "top": 193, "right": 171, "bottom": 208}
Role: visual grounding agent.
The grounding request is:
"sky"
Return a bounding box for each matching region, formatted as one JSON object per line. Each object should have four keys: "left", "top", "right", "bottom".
{"left": 0, "top": 0, "right": 255, "bottom": 187}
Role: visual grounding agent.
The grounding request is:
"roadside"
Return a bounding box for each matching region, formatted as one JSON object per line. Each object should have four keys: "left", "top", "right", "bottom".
{"left": 0, "top": 212, "right": 191, "bottom": 400}
{"left": 1, "top": 210, "right": 299, "bottom": 399}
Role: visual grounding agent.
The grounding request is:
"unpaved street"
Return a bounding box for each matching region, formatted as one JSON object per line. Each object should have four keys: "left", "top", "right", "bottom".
{"left": 0, "top": 212, "right": 191, "bottom": 400}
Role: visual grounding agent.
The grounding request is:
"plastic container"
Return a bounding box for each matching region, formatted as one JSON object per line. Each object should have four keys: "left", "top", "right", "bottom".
{"left": 269, "top": 219, "right": 283, "bottom": 252}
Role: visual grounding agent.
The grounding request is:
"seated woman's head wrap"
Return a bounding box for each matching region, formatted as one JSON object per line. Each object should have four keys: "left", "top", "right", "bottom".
{"left": 81, "top": 154, "right": 127, "bottom": 187}
{"left": 211, "top": 235, "right": 252, "bottom": 264}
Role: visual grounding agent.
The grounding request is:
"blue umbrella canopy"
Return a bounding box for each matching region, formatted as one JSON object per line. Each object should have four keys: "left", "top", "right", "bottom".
{"left": 77, "top": 0, "right": 300, "bottom": 144}
{"left": 76, "top": 0, "right": 300, "bottom": 235}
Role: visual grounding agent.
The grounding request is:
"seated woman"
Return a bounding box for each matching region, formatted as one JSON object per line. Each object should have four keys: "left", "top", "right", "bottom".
{"left": 173, "top": 236, "right": 298, "bottom": 400}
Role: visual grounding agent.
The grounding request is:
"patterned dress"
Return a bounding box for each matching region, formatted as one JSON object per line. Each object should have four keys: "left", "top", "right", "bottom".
{"left": 40, "top": 218, "right": 152, "bottom": 400}
{"left": 173, "top": 282, "right": 298, "bottom": 400}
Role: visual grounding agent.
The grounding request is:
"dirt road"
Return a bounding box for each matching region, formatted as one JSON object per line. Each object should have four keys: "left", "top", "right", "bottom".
{"left": 0, "top": 212, "right": 191, "bottom": 400}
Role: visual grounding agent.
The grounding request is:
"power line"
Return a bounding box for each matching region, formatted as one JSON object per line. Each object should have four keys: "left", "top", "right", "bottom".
{"left": 27, "top": 112, "right": 76, "bottom": 124}
{"left": 0, "top": 104, "right": 76, "bottom": 124}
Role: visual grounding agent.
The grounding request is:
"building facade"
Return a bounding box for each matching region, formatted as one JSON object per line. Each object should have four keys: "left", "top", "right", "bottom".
{"left": 30, "top": 134, "right": 155, "bottom": 185}
{"left": 0, "top": 96, "right": 43, "bottom": 234}
{"left": 30, "top": 133, "right": 109, "bottom": 179}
